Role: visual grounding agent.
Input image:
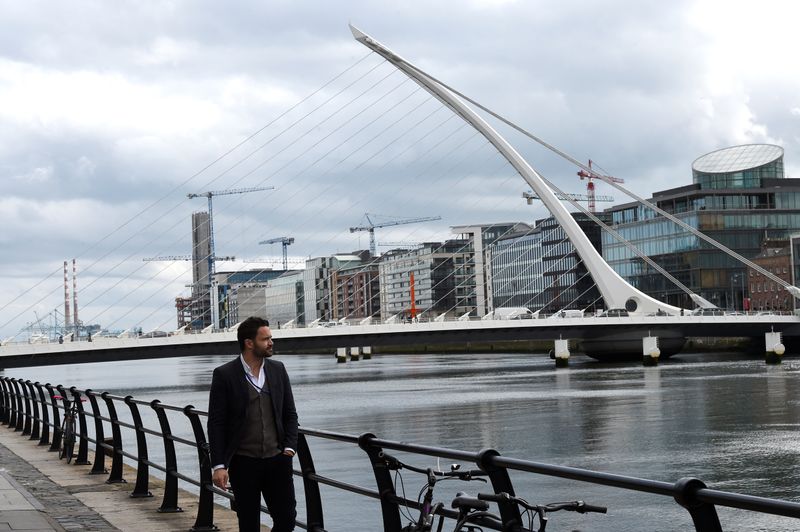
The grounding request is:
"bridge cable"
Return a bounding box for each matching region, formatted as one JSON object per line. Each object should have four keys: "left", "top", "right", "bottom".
{"left": 393, "top": 59, "right": 796, "bottom": 296}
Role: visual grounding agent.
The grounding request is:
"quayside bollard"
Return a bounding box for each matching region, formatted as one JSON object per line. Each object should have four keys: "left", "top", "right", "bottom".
{"left": 643, "top": 335, "right": 661, "bottom": 367}
{"left": 335, "top": 347, "right": 347, "bottom": 363}
{"left": 554, "top": 338, "right": 570, "bottom": 368}
{"left": 765, "top": 331, "right": 785, "bottom": 365}
{"left": 362, "top": 346, "right": 372, "bottom": 360}
{"left": 349, "top": 347, "right": 360, "bottom": 361}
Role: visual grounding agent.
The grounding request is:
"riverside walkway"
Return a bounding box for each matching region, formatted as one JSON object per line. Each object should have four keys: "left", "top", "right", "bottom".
{"left": 0, "top": 430, "right": 246, "bottom": 531}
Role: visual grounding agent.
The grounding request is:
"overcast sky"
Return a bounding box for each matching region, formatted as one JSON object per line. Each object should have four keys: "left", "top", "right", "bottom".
{"left": 1, "top": 0, "right": 799, "bottom": 337}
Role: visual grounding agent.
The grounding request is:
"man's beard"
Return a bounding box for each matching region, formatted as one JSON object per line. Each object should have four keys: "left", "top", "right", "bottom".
{"left": 254, "top": 346, "right": 273, "bottom": 358}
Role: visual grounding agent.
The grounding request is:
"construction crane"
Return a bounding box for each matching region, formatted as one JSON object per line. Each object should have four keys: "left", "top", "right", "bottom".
{"left": 377, "top": 241, "right": 423, "bottom": 248}
{"left": 258, "top": 237, "right": 295, "bottom": 270}
{"left": 142, "top": 255, "right": 235, "bottom": 262}
{"left": 523, "top": 190, "right": 614, "bottom": 205}
{"left": 187, "top": 185, "right": 275, "bottom": 330}
{"left": 350, "top": 213, "right": 442, "bottom": 257}
{"left": 577, "top": 159, "right": 624, "bottom": 213}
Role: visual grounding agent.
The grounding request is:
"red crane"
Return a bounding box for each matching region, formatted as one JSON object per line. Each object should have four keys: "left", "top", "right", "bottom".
{"left": 577, "top": 160, "right": 624, "bottom": 213}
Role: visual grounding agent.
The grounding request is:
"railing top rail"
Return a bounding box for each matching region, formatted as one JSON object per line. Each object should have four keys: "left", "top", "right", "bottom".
{"left": 492, "top": 455, "right": 674, "bottom": 494}
{"left": 299, "top": 427, "right": 359, "bottom": 443}
{"left": 369, "top": 436, "right": 478, "bottom": 462}
{"left": 698, "top": 488, "right": 800, "bottom": 519}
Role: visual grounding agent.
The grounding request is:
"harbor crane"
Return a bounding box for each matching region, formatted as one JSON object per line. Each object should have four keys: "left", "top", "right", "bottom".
{"left": 577, "top": 160, "right": 624, "bottom": 213}
{"left": 257, "top": 237, "right": 295, "bottom": 270}
{"left": 350, "top": 213, "right": 442, "bottom": 257}
{"left": 187, "top": 185, "right": 275, "bottom": 330}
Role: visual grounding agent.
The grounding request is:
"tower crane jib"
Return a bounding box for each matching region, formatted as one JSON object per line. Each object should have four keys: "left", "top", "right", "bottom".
{"left": 349, "top": 213, "right": 442, "bottom": 256}
{"left": 258, "top": 236, "right": 295, "bottom": 270}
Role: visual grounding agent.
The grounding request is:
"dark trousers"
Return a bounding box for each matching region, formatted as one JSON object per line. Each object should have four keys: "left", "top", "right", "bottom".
{"left": 229, "top": 453, "right": 296, "bottom": 532}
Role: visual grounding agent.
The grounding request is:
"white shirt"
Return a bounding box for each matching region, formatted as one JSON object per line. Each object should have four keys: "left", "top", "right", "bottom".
{"left": 241, "top": 354, "right": 265, "bottom": 392}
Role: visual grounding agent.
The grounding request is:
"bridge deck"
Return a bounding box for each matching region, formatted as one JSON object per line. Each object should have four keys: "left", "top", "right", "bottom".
{"left": 2, "top": 315, "right": 800, "bottom": 367}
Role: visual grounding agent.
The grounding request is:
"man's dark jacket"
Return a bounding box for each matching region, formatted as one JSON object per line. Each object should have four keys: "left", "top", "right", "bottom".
{"left": 207, "top": 357, "right": 298, "bottom": 468}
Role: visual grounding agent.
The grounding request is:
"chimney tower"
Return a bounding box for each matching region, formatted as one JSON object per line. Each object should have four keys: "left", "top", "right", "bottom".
{"left": 63, "top": 261, "right": 72, "bottom": 328}
{"left": 72, "top": 259, "right": 78, "bottom": 329}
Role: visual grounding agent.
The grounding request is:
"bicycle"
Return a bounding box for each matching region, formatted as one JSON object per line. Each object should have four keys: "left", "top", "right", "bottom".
{"left": 379, "top": 451, "right": 488, "bottom": 532}
{"left": 451, "top": 491, "right": 607, "bottom": 532}
{"left": 53, "top": 394, "right": 85, "bottom": 464}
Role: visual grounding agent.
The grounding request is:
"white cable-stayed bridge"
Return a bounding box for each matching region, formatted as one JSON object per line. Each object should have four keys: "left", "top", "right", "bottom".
{"left": 2, "top": 25, "right": 799, "bottom": 366}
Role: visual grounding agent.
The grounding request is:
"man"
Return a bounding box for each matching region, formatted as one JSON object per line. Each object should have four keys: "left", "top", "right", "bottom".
{"left": 208, "top": 316, "right": 298, "bottom": 531}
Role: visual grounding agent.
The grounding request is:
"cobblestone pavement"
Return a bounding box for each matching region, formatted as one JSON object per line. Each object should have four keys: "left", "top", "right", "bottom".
{"left": 0, "top": 433, "right": 119, "bottom": 531}
{"left": 0, "top": 424, "right": 250, "bottom": 531}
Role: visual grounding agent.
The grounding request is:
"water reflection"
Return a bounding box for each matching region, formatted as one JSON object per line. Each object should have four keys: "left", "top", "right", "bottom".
{"left": 3, "top": 352, "right": 800, "bottom": 531}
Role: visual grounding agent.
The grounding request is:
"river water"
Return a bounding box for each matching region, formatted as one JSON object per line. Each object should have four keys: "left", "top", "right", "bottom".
{"left": 4, "top": 351, "right": 800, "bottom": 531}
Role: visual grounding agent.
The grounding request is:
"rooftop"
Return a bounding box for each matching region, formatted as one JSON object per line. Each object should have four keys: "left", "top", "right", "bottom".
{"left": 692, "top": 144, "right": 783, "bottom": 174}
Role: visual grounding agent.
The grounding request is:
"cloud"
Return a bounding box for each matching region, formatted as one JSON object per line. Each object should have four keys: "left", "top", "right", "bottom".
{"left": 1, "top": 0, "right": 799, "bottom": 336}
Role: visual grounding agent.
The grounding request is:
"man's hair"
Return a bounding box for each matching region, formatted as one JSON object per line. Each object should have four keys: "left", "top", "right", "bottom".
{"left": 237, "top": 316, "right": 270, "bottom": 351}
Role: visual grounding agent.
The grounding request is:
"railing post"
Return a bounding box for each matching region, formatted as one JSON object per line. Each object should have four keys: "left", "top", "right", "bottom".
{"left": 2, "top": 377, "right": 15, "bottom": 426}
{"left": 24, "top": 381, "right": 40, "bottom": 441}
{"left": 0, "top": 378, "right": 10, "bottom": 425}
{"left": 150, "top": 399, "right": 182, "bottom": 513}
{"left": 673, "top": 477, "right": 723, "bottom": 532}
{"left": 297, "top": 432, "right": 325, "bottom": 532}
{"left": 11, "top": 379, "right": 25, "bottom": 431}
{"left": 33, "top": 382, "right": 50, "bottom": 446}
{"left": 48, "top": 384, "right": 64, "bottom": 452}
{"left": 19, "top": 379, "right": 33, "bottom": 436}
{"left": 70, "top": 386, "right": 91, "bottom": 465}
{"left": 183, "top": 405, "right": 217, "bottom": 531}
{"left": 476, "top": 449, "right": 523, "bottom": 529}
{"left": 358, "top": 432, "right": 402, "bottom": 532}
{"left": 124, "top": 396, "right": 152, "bottom": 498}
{"left": 0, "top": 377, "right": 9, "bottom": 424}
{"left": 84, "top": 389, "right": 108, "bottom": 475}
{"left": 86, "top": 390, "right": 107, "bottom": 474}
{"left": 101, "top": 393, "right": 126, "bottom": 484}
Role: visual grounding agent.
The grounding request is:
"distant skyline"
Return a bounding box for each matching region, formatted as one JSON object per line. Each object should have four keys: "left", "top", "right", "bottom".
{"left": 1, "top": 0, "right": 799, "bottom": 336}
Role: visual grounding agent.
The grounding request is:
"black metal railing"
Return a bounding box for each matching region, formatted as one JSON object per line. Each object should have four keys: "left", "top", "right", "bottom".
{"left": 2, "top": 375, "right": 800, "bottom": 531}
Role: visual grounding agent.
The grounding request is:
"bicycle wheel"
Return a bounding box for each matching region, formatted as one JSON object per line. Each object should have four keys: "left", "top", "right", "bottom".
{"left": 60, "top": 415, "right": 76, "bottom": 464}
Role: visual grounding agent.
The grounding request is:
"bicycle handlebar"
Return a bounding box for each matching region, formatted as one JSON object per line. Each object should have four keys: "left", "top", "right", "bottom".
{"left": 478, "top": 492, "right": 607, "bottom": 514}
{"left": 477, "top": 492, "right": 510, "bottom": 503}
{"left": 452, "top": 493, "right": 489, "bottom": 512}
{"left": 379, "top": 452, "right": 487, "bottom": 481}
{"left": 52, "top": 395, "right": 87, "bottom": 402}
{"left": 545, "top": 501, "right": 607, "bottom": 514}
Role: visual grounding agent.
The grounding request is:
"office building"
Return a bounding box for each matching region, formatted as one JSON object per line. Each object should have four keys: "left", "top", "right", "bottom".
{"left": 378, "top": 240, "right": 472, "bottom": 320}
{"left": 451, "top": 223, "right": 532, "bottom": 317}
{"left": 234, "top": 270, "right": 305, "bottom": 327}
{"left": 603, "top": 144, "right": 800, "bottom": 309}
{"left": 489, "top": 214, "right": 606, "bottom": 314}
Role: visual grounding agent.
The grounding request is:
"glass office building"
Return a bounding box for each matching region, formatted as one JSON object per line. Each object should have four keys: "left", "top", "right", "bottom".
{"left": 603, "top": 144, "right": 800, "bottom": 309}
{"left": 378, "top": 240, "right": 472, "bottom": 320}
{"left": 490, "top": 213, "right": 607, "bottom": 313}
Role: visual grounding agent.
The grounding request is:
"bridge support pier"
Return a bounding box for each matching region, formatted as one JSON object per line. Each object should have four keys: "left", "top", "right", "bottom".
{"left": 643, "top": 336, "right": 660, "bottom": 366}
{"left": 362, "top": 346, "right": 372, "bottom": 360}
{"left": 349, "top": 347, "right": 360, "bottom": 361}
{"left": 554, "top": 339, "right": 570, "bottom": 368}
{"left": 336, "top": 348, "right": 347, "bottom": 363}
{"left": 765, "top": 331, "right": 784, "bottom": 365}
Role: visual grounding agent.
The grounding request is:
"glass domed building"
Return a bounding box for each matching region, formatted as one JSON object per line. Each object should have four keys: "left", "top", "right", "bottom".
{"left": 603, "top": 144, "right": 800, "bottom": 309}
{"left": 692, "top": 144, "right": 784, "bottom": 190}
